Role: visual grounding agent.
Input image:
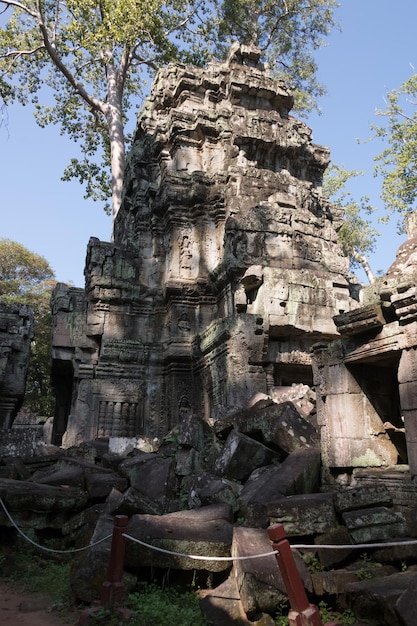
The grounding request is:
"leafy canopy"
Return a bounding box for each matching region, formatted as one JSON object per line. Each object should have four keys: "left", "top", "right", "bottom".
{"left": 0, "top": 0, "right": 339, "bottom": 215}
{"left": 323, "top": 164, "right": 379, "bottom": 283}
{"left": 372, "top": 73, "right": 417, "bottom": 230}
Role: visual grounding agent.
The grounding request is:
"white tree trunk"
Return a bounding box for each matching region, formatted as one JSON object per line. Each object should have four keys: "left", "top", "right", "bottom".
{"left": 354, "top": 251, "right": 376, "bottom": 285}
{"left": 105, "top": 65, "right": 125, "bottom": 233}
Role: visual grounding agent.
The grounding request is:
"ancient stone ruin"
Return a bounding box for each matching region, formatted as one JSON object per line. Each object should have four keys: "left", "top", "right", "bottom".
{"left": 0, "top": 302, "right": 34, "bottom": 430}
{"left": 4, "top": 44, "right": 417, "bottom": 625}
{"left": 50, "top": 43, "right": 361, "bottom": 461}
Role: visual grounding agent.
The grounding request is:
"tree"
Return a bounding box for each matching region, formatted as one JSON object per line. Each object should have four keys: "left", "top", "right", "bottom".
{"left": 0, "top": 238, "right": 56, "bottom": 414}
{"left": 0, "top": 0, "right": 339, "bottom": 226}
{"left": 323, "top": 164, "right": 379, "bottom": 284}
{"left": 216, "top": 0, "right": 339, "bottom": 112}
{"left": 372, "top": 73, "right": 417, "bottom": 228}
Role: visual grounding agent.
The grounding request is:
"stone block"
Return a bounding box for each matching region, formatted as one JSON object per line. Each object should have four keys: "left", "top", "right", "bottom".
{"left": 125, "top": 506, "right": 234, "bottom": 571}
{"left": 334, "top": 485, "right": 393, "bottom": 514}
{"left": 199, "top": 578, "right": 276, "bottom": 626}
{"left": 395, "top": 572, "right": 417, "bottom": 626}
{"left": 312, "top": 526, "right": 354, "bottom": 570}
{"left": 116, "top": 456, "right": 177, "bottom": 515}
{"left": 238, "top": 447, "right": 321, "bottom": 526}
{"left": 189, "top": 471, "right": 242, "bottom": 512}
{"left": 342, "top": 506, "right": 408, "bottom": 544}
{"left": 85, "top": 471, "right": 127, "bottom": 500}
{"left": 345, "top": 570, "right": 417, "bottom": 626}
{"left": 267, "top": 492, "right": 337, "bottom": 536}
{"left": 214, "top": 431, "right": 277, "bottom": 482}
{"left": 232, "top": 526, "right": 287, "bottom": 617}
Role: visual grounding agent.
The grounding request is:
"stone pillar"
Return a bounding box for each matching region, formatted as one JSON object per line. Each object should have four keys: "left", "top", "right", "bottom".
{"left": 312, "top": 341, "right": 398, "bottom": 483}
{"left": 398, "top": 346, "right": 417, "bottom": 478}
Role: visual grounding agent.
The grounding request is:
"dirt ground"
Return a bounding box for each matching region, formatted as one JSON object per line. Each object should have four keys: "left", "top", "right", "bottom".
{"left": 0, "top": 582, "right": 80, "bottom": 626}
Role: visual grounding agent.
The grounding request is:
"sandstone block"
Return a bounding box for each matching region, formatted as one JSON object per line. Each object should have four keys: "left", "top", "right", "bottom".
{"left": 214, "top": 431, "right": 277, "bottom": 482}
{"left": 267, "top": 492, "right": 337, "bottom": 537}
{"left": 334, "top": 485, "right": 393, "bottom": 514}
{"left": 238, "top": 447, "right": 321, "bottom": 527}
{"left": 342, "top": 506, "right": 408, "bottom": 544}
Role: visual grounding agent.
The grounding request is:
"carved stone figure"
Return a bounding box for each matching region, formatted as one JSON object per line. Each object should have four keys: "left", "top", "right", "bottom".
{"left": 51, "top": 44, "right": 359, "bottom": 448}
{"left": 0, "top": 302, "right": 34, "bottom": 429}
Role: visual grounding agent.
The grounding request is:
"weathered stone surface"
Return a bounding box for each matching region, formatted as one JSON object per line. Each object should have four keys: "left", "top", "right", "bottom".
{"left": 345, "top": 570, "right": 417, "bottom": 626}
{"left": 395, "top": 571, "right": 417, "bottom": 626}
{"left": 267, "top": 492, "right": 337, "bottom": 537}
{"left": 199, "top": 577, "right": 275, "bottom": 626}
{"left": 0, "top": 302, "right": 34, "bottom": 430}
{"left": 311, "top": 563, "right": 397, "bottom": 596}
{"left": 232, "top": 526, "right": 309, "bottom": 617}
{"left": 342, "top": 506, "right": 408, "bottom": 544}
{"left": 124, "top": 506, "right": 234, "bottom": 571}
{"left": 215, "top": 401, "right": 319, "bottom": 454}
{"left": 85, "top": 471, "right": 128, "bottom": 500}
{"left": 50, "top": 43, "right": 359, "bottom": 447}
{"left": 214, "top": 431, "right": 277, "bottom": 482}
{"left": 314, "top": 526, "right": 354, "bottom": 569}
{"left": 115, "top": 456, "right": 177, "bottom": 515}
{"left": 0, "top": 477, "right": 88, "bottom": 513}
{"left": 334, "top": 485, "right": 393, "bottom": 514}
{"left": 238, "top": 447, "right": 321, "bottom": 526}
{"left": 186, "top": 471, "right": 242, "bottom": 512}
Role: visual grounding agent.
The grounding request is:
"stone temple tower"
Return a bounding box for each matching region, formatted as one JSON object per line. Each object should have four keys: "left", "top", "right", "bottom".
{"left": 51, "top": 44, "right": 360, "bottom": 447}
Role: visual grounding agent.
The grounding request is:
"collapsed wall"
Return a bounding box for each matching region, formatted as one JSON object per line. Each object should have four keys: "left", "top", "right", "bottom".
{"left": 50, "top": 44, "right": 360, "bottom": 449}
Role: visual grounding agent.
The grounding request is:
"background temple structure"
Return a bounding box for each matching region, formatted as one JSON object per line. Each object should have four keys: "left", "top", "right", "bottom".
{"left": 51, "top": 44, "right": 359, "bottom": 446}
{"left": 50, "top": 44, "right": 417, "bottom": 484}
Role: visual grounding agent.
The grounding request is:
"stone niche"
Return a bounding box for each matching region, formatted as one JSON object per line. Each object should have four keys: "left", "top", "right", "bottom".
{"left": 50, "top": 43, "right": 360, "bottom": 448}
{"left": 311, "top": 211, "right": 417, "bottom": 484}
{"left": 0, "top": 301, "right": 34, "bottom": 429}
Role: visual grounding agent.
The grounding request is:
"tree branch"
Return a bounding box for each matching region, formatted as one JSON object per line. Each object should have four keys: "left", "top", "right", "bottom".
{"left": 34, "top": 0, "right": 106, "bottom": 115}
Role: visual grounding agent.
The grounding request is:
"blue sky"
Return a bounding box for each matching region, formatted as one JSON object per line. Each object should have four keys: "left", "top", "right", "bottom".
{"left": 1, "top": 0, "right": 416, "bottom": 286}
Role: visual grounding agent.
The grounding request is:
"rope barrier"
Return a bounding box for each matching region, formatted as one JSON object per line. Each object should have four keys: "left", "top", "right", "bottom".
{"left": 292, "top": 538, "right": 417, "bottom": 550}
{"left": 122, "top": 533, "right": 279, "bottom": 561}
{"left": 2, "top": 494, "right": 417, "bottom": 560}
{"left": 0, "top": 496, "right": 112, "bottom": 554}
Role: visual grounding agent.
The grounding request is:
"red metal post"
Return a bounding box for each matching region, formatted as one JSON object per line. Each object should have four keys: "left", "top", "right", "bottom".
{"left": 268, "top": 523, "right": 324, "bottom": 626}
{"left": 100, "top": 514, "right": 129, "bottom": 608}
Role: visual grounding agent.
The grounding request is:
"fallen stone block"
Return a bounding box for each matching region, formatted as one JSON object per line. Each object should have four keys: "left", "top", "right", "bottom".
{"left": 215, "top": 401, "right": 319, "bottom": 453}
{"left": 124, "top": 505, "right": 234, "bottom": 571}
{"left": 232, "top": 526, "right": 311, "bottom": 619}
{"left": 334, "top": 485, "right": 392, "bottom": 514}
{"left": 314, "top": 526, "right": 354, "bottom": 569}
{"left": 238, "top": 447, "right": 321, "bottom": 526}
{"left": 115, "top": 456, "right": 177, "bottom": 515}
{"left": 342, "top": 506, "right": 408, "bottom": 544}
{"left": 188, "top": 471, "right": 242, "bottom": 512}
{"left": 312, "top": 563, "right": 397, "bottom": 596}
{"left": 85, "top": 471, "right": 127, "bottom": 500}
{"left": 199, "top": 577, "right": 276, "bottom": 626}
{"left": 214, "top": 431, "right": 277, "bottom": 482}
{"left": 345, "top": 570, "right": 417, "bottom": 626}
{"left": 395, "top": 571, "right": 417, "bottom": 626}
{"left": 267, "top": 492, "right": 337, "bottom": 537}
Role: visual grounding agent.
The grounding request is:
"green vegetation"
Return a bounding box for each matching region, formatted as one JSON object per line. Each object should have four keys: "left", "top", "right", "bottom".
{"left": 372, "top": 73, "right": 417, "bottom": 226}
{"left": 0, "top": 0, "right": 338, "bottom": 220}
{"left": 0, "top": 238, "right": 56, "bottom": 415}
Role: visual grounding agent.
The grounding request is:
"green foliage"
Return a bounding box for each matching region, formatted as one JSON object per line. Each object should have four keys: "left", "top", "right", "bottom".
{"left": 323, "top": 163, "right": 380, "bottom": 281}
{"left": 318, "top": 601, "right": 356, "bottom": 625}
{"left": 2, "top": 539, "right": 73, "bottom": 605}
{"left": 0, "top": 238, "right": 56, "bottom": 414}
{"left": 0, "top": 0, "right": 339, "bottom": 216}
{"left": 215, "top": 0, "right": 340, "bottom": 114}
{"left": 124, "top": 583, "right": 208, "bottom": 625}
{"left": 372, "top": 73, "right": 417, "bottom": 229}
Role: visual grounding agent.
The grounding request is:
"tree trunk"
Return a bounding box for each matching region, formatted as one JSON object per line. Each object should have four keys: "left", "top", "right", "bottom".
{"left": 105, "top": 65, "right": 125, "bottom": 233}
{"left": 354, "top": 251, "right": 375, "bottom": 285}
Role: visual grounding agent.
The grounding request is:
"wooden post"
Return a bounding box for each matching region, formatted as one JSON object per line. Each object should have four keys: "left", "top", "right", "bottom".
{"left": 100, "top": 514, "right": 129, "bottom": 608}
{"left": 268, "top": 523, "right": 324, "bottom": 626}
